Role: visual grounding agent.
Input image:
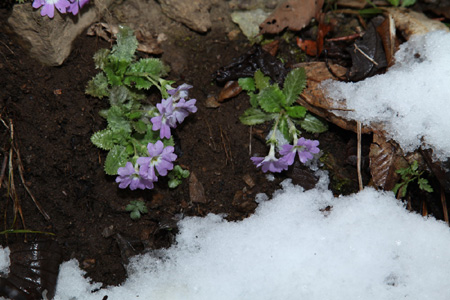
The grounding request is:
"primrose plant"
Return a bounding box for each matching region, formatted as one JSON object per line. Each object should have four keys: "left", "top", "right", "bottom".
{"left": 238, "top": 68, "right": 327, "bottom": 173}
{"left": 86, "top": 26, "right": 196, "bottom": 191}
{"left": 27, "top": 0, "right": 90, "bottom": 18}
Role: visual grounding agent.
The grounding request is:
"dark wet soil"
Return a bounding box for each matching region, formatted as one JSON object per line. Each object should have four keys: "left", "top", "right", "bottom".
{"left": 0, "top": 1, "right": 447, "bottom": 291}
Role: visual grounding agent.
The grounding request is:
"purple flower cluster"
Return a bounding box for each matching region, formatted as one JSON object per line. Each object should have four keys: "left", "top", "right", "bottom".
{"left": 252, "top": 138, "right": 320, "bottom": 173}
{"left": 32, "top": 0, "right": 89, "bottom": 18}
{"left": 116, "top": 141, "right": 177, "bottom": 190}
{"left": 151, "top": 84, "right": 197, "bottom": 139}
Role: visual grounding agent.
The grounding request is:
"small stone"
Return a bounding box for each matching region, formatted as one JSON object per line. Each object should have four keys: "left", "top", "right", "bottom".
{"left": 159, "top": 0, "right": 212, "bottom": 33}
{"left": 102, "top": 225, "right": 115, "bottom": 238}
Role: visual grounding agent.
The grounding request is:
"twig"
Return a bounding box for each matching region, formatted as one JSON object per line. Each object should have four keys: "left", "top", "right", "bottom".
{"left": 357, "top": 121, "right": 363, "bottom": 191}
{"left": 354, "top": 44, "right": 378, "bottom": 66}
{"left": 249, "top": 126, "right": 252, "bottom": 156}
{"left": 219, "top": 125, "right": 230, "bottom": 165}
{"left": 15, "top": 146, "right": 50, "bottom": 220}
{"left": 441, "top": 188, "right": 449, "bottom": 225}
{"left": 0, "top": 155, "right": 7, "bottom": 189}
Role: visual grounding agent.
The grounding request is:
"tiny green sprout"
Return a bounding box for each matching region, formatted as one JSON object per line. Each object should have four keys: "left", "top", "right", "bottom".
{"left": 168, "top": 165, "right": 190, "bottom": 188}
{"left": 392, "top": 160, "right": 433, "bottom": 198}
{"left": 125, "top": 200, "right": 148, "bottom": 220}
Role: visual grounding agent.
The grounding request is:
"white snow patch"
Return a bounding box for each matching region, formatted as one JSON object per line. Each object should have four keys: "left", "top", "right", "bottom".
{"left": 324, "top": 30, "right": 450, "bottom": 160}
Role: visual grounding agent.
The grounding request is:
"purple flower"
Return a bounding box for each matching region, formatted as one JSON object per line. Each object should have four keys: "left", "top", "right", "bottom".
{"left": 167, "top": 84, "right": 192, "bottom": 101}
{"left": 32, "top": 0, "right": 70, "bottom": 18}
{"left": 251, "top": 145, "right": 289, "bottom": 173}
{"left": 151, "top": 98, "right": 175, "bottom": 139}
{"left": 116, "top": 162, "right": 154, "bottom": 190}
{"left": 137, "top": 141, "right": 177, "bottom": 181}
{"left": 279, "top": 137, "right": 320, "bottom": 165}
{"left": 169, "top": 98, "right": 197, "bottom": 125}
{"left": 67, "top": 0, "right": 90, "bottom": 15}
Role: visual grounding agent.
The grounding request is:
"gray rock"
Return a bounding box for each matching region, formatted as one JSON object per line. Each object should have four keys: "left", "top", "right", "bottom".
{"left": 7, "top": 0, "right": 115, "bottom": 66}
{"left": 159, "top": 0, "right": 212, "bottom": 33}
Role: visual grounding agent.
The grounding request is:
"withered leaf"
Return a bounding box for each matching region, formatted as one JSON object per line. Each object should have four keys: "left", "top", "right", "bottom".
{"left": 189, "top": 172, "right": 208, "bottom": 204}
{"left": 259, "top": 0, "right": 325, "bottom": 34}
{"left": 214, "top": 45, "right": 288, "bottom": 84}
{"left": 294, "top": 61, "right": 371, "bottom": 133}
{"left": 346, "top": 17, "right": 387, "bottom": 81}
{"left": 369, "top": 133, "right": 408, "bottom": 191}
{"left": 217, "top": 81, "right": 243, "bottom": 102}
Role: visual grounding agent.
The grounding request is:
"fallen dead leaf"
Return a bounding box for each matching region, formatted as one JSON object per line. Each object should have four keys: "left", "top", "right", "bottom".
{"left": 217, "top": 81, "right": 243, "bottom": 102}
{"left": 385, "top": 7, "right": 449, "bottom": 40}
{"left": 259, "top": 0, "right": 325, "bottom": 34}
{"left": 189, "top": 172, "right": 208, "bottom": 203}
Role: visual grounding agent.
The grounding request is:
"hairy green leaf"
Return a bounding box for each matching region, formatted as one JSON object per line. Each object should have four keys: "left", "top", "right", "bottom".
{"left": 278, "top": 115, "right": 291, "bottom": 142}
{"left": 124, "top": 58, "right": 169, "bottom": 89}
{"left": 85, "top": 73, "right": 109, "bottom": 99}
{"left": 107, "top": 106, "right": 132, "bottom": 133}
{"left": 258, "top": 86, "right": 285, "bottom": 113}
{"left": 249, "top": 93, "right": 258, "bottom": 108}
{"left": 104, "top": 145, "right": 128, "bottom": 175}
{"left": 239, "top": 108, "right": 272, "bottom": 125}
{"left": 133, "top": 120, "right": 147, "bottom": 134}
{"left": 110, "top": 26, "right": 138, "bottom": 62}
{"left": 93, "top": 48, "right": 110, "bottom": 70}
{"left": 286, "top": 105, "right": 307, "bottom": 119}
{"left": 300, "top": 113, "right": 328, "bottom": 133}
{"left": 254, "top": 70, "right": 270, "bottom": 90}
{"left": 238, "top": 77, "right": 256, "bottom": 92}
{"left": 109, "top": 86, "right": 130, "bottom": 106}
{"left": 91, "top": 129, "right": 116, "bottom": 150}
{"left": 283, "top": 68, "right": 306, "bottom": 106}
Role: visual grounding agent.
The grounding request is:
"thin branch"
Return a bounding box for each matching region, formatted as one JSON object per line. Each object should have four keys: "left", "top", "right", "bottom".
{"left": 357, "top": 121, "right": 363, "bottom": 191}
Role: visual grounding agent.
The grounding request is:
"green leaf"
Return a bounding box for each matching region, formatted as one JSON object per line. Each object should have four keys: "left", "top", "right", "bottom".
{"left": 278, "top": 115, "right": 291, "bottom": 142}
{"left": 387, "top": 0, "right": 399, "bottom": 6}
{"left": 393, "top": 182, "right": 407, "bottom": 198}
{"left": 110, "top": 25, "right": 138, "bottom": 62}
{"left": 107, "top": 106, "right": 132, "bottom": 133}
{"left": 258, "top": 86, "right": 285, "bottom": 113}
{"left": 168, "top": 178, "right": 182, "bottom": 189}
{"left": 124, "top": 58, "right": 169, "bottom": 89}
{"left": 92, "top": 48, "right": 110, "bottom": 70}
{"left": 418, "top": 178, "right": 433, "bottom": 193}
{"left": 249, "top": 93, "right": 258, "bottom": 108}
{"left": 104, "top": 145, "right": 128, "bottom": 175}
{"left": 85, "top": 73, "right": 109, "bottom": 99}
{"left": 133, "top": 120, "right": 147, "bottom": 134}
{"left": 129, "top": 210, "right": 141, "bottom": 220}
{"left": 401, "top": 0, "right": 416, "bottom": 7}
{"left": 109, "top": 86, "right": 130, "bottom": 106}
{"left": 286, "top": 105, "right": 307, "bottom": 119}
{"left": 91, "top": 129, "right": 116, "bottom": 150}
{"left": 254, "top": 70, "right": 270, "bottom": 90}
{"left": 300, "top": 113, "right": 328, "bottom": 133}
{"left": 238, "top": 77, "right": 255, "bottom": 92}
{"left": 239, "top": 108, "right": 272, "bottom": 125}
{"left": 283, "top": 68, "right": 306, "bottom": 106}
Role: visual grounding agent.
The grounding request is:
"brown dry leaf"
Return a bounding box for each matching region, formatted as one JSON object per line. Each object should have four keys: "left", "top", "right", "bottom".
{"left": 369, "top": 133, "right": 408, "bottom": 190}
{"left": 189, "top": 172, "right": 207, "bottom": 204}
{"left": 294, "top": 61, "right": 372, "bottom": 133}
{"left": 376, "top": 13, "right": 397, "bottom": 66}
{"left": 87, "top": 23, "right": 164, "bottom": 54}
{"left": 217, "top": 81, "right": 243, "bottom": 102}
{"left": 385, "top": 7, "right": 449, "bottom": 40}
{"left": 259, "top": 0, "right": 325, "bottom": 34}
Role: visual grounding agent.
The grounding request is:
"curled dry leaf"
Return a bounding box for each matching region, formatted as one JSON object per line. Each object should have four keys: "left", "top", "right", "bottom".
{"left": 369, "top": 133, "right": 408, "bottom": 191}
{"left": 217, "top": 81, "right": 243, "bottom": 102}
{"left": 259, "top": 0, "right": 325, "bottom": 34}
{"left": 87, "top": 23, "right": 164, "bottom": 54}
{"left": 294, "top": 61, "right": 372, "bottom": 133}
{"left": 385, "top": 7, "right": 449, "bottom": 40}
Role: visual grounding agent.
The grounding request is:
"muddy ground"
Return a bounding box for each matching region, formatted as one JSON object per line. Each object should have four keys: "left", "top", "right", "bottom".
{"left": 0, "top": 0, "right": 446, "bottom": 290}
